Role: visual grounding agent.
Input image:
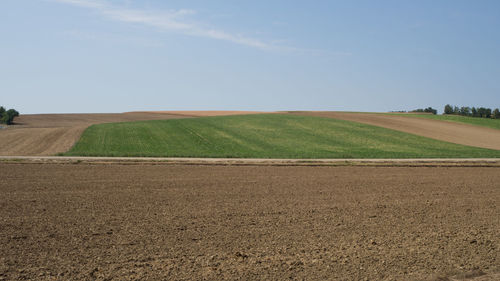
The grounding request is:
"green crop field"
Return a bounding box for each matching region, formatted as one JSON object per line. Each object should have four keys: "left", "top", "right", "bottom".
{"left": 64, "top": 114, "right": 500, "bottom": 158}
{"left": 397, "top": 114, "right": 500, "bottom": 130}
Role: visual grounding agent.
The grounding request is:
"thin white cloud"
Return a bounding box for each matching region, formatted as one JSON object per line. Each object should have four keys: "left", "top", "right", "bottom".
{"left": 52, "top": 0, "right": 279, "bottom": 50}
{"left": 55, "top": 0, "right": 104, "bottom": 9}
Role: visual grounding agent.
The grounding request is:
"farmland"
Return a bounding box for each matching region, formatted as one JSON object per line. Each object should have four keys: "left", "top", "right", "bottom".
{"left": 405, "top": 114, "right": 500, "bottom": 130}
{"left": 6, "top": 1, "right": 500, "bottom": 280}
{"left": 1, "top": 162, "right": 499, "bottom": 280}
{"left": 65, "top": 114, "right": 500, "bottom": 158}
{"left": 2, "top": 111, "right": 500, "bottom": 280}
{"left": 0, "top": 112, "right": 185, "bottom": 156}
{"left": 289, "top": 112, "right": 500, "bottom": 151}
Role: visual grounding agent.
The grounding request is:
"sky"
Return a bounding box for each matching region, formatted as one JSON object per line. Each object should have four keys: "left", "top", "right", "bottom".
{"left": 1, "top": 0, "right": 500, "bottom": 114}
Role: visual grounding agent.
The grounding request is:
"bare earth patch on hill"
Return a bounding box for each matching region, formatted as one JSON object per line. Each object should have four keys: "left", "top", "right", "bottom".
{"left": 288, "top": 112, "right": 500, "bottom": 151}
{"left": 0, "top": 163, "right": 498, "bottom": 280}
{"left": 0, "top": 113, "right": 185, "bottom": 156}
{"left": 146, "top": 110, "right": 267, "bottom": 117}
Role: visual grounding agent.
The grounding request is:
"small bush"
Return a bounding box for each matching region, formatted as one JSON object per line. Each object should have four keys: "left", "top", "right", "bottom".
{"left": 0, "top": 106, "right": 19, "bottom": 125}
{"left": 412, "top": 107, "right": 437, "bottom": 115}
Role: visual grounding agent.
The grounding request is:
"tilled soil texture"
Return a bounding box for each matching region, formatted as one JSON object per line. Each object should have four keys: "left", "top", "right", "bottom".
{"left": 0, "top": 113, "right": 185, "bottom": 156}
{"left": 1, "top": 164, "right": 499, "bottom": 280}
{"left": 287, "top": 112, "right": 500, "bottom": 151}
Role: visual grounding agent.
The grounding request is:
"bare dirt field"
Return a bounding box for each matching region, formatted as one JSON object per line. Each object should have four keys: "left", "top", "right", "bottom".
{"left": 146, "top": 110, "right": 268, "bottom": 117}
{"left": 0, "top": 112, "right": 185, "bottom": 156}
{"left": 288, "top": 112, "right": 500, "bottom": 151}
{"left": 1, "top": 163, "right": 498, "bottom": 280}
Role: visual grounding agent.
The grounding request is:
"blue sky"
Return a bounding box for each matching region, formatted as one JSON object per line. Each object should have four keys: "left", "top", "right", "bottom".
{"left": 1, "top": 0, "right": 499, "bottom": 114}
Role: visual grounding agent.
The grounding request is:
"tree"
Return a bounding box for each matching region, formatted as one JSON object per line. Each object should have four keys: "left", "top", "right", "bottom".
{"left": 459, "top": 106, "right": 471, "bottom": 116}
{"left": 471, "top": 107, "right": 478, "bottom": 117}
{"left": 1, "top": 108, "right": 19, "bottom": 125}
{"left": 485, "top": 108, "right": 492, "bottom": 118}
{"left": 424, "top": 107, "right": 437, "bottom": 115}
{"left": 443, "top": 105, "right": 497, "bottom": 119}
{"left": 444, "top": 104, "right": 454, "bottom": 115}
{"left": 477, "top": 107, "right": 492, "bottom": 118}
{"left": 0, "top": 106, "right": 5, "bottom": 120}
{"left": 493, "top": 108, "right": 500, "bottom": 119}
{"left": 478, "top": 107, "right": 485, "bottom": 118}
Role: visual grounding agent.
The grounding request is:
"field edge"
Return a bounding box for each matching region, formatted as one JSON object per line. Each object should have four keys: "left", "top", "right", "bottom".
{"left": 2, "top": 156, "right": 500, "bottom": 167}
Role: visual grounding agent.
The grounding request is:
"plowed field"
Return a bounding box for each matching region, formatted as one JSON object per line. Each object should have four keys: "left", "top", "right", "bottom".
{"left": 1, "top": 163, "right": 498, "bottom": 280}
{"left": 146, "top": 111, "right": 267, "bottom": 117}
{"left": 288, "top": 112, "right": 500, "bottom": 151}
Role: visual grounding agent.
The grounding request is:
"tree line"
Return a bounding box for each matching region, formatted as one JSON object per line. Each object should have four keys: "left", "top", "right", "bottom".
{"left": 444, "top": 104, "right": 500, "bottom": 119}
{"left": 0, "top": 106, "right": 20, "bottom": 125}
{"left": 411, "top": 107, "right": 437, "bottom": 115}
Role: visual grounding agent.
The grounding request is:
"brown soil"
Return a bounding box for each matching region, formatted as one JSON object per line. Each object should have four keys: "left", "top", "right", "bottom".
{"left": 1, "top": 163, "right": 498, "bottom": 280}
{"left": 0, "top": 113, "right": 185, "bottom": 156}
{"left": 146, "top": 110, "right": 268, "bottom": 117}
{"left": 288, "top": 112, "right": 500, "bottom": 151}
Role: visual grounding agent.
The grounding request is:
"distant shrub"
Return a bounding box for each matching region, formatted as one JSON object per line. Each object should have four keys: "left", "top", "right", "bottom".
{"left": 0, "top": 106, "right": 19, "bottom": 125}
{"left": 412, "top": 107, "right": 437, "bottom": 115}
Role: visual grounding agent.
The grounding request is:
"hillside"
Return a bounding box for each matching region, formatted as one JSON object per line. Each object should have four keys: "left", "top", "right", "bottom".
{"left": 0, "top": 112, "right": 185, "bottom": 156}
{"left": 405, "top": 114, "right": 500, "bottom": 130}
{"left": 64, "top": 114, "right": 500, "bottom": 158}
{"left": 289, "top": 111, "right": 500, "bottom": 151}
